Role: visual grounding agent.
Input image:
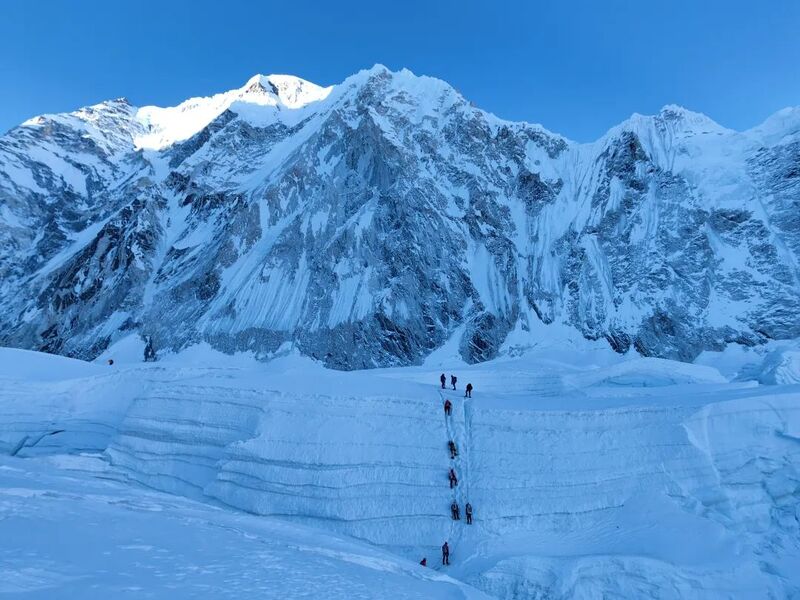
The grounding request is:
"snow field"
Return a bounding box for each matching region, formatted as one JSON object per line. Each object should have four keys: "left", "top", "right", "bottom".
{"left": 0, "top": 454, "right": 488, "bottom": 599}
{"left": 1, "top": 347, "right": 799, "bottom": 597}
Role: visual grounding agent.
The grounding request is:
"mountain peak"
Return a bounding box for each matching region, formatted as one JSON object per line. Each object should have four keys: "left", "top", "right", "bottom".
{"left": 658, "top": 103, "right": 695, "bottom": 116}
{"left": 657, "top": 104, "right": 724, "bottom": 129}
{"left": 132, "top": 73, "right": 333, "bottom": 150}
{"left": 608, "top": 104, "right": 729, "bottom": 142}
{"left": 239, "top": 74, "right": 332, "bottom": 109}
{"left": 242, "top": 74, "right": 276, "bottom": 95}
{"left": 747, "top": 105, "right": 800, "bottom": 145}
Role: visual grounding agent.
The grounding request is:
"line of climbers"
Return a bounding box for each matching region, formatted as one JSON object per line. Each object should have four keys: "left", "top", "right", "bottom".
{"left": 421, "top": 380, "right": 476, "bottom": 569}
{"left": 450, "top": 500, "right": 473, "bottom": 524}
{"left": 439, "top": 373, "right": 473, "bottom": 398}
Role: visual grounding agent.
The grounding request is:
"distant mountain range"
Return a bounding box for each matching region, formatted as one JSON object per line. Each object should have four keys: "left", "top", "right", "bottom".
{"left": 1, "top": 65, "right": 798, "bottom": 368}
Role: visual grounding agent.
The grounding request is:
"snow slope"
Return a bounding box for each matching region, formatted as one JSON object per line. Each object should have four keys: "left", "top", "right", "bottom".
{"left": 0, "top": 454, "right": 485, "bottom": 599}
{"left": 1, "top": 346, "right": 799, "bottom": 598}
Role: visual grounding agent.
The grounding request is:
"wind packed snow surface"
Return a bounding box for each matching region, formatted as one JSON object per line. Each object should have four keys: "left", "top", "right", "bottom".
{"left": 1, "top": 345, "right": 799, "bottom": 598}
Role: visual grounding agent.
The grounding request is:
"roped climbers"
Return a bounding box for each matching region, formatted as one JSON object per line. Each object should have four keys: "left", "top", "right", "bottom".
{"left": 439, "top": 374, "right": 475, "bottom": 567}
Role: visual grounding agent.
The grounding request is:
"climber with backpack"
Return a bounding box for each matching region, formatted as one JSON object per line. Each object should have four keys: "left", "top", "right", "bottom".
{"left": 448, "top": 468, "right": 458, "bottom": 488}
{"left": 450, "top": 501, "right": 460, "bottom": 520}
{"left": 444, "top": 399, "right": 452, "bottom": 416}
{"left": 448, "top": 440, "right": 458, "bottom": 459}
{"left": 465, "top": 502, "right": 473, "bottom": 525}
{"left": 440, "top": 373, "right": 446, "bottom": 389}
{"left": 450, "top": 374, "right": 457, "bottom": 390}
{"left": 442, "top": 541, "right": 450, "bottom": 565}
{"left": 465, "top": 383, "right": 473, "bottom": 398}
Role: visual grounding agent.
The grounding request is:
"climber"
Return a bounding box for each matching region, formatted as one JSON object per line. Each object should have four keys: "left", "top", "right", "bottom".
{"left": 442, "top": 541, "right": 450, "bottom": 566}
{"left": 144, "top": 336, "right": 157, "bottom": 362}
{"left": 451, "top": 374, "right": 457, "bottom": 390}
{"left": 465, "top": 502, "right": 473, "bottom": 525}
{"left": 448, "top": 468, "right": 458, "bottom": 488}
{"left": 107, "top": 359, "right": 114, "bottom": 366}
{"left": 465, "top": 383, "right": 473, "bottom": 398}
{"left": 419, "top": 557, "right": 427, "bottom": 567}
{"left": 448, "top": 440, "right": 458, "bottom": 459}
{"left": 444, "top": 399, "right": 452, "bottom": 416}
{"left": 440, "top": 373, "right": 446, "bottom": 389}
{"left": 451, "top": 501, "right": 460, "bottom": 520}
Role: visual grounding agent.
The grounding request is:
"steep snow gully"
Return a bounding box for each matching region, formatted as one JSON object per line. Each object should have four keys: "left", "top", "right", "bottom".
{"left": 2, "top": 347, "right": 800, "bottom": 597}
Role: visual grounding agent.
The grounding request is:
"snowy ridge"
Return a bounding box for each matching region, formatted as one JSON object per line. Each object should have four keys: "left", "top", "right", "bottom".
{"left": 134, "top": 73, "right": 332, "bottom": 150}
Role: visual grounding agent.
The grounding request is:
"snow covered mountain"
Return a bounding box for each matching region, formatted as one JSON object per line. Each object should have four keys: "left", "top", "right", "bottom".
{"left": 1, "top": 65, "right": 799, "bottom": 368}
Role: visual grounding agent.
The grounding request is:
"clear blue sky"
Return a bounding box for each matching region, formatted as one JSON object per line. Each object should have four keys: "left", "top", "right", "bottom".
{"left": 1, "top": 0, "right": 799, "bottom": 141}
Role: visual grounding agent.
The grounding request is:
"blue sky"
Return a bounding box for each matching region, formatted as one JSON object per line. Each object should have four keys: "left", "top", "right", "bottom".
{"left": 1, "top": 0, "right": 799, "bottom": 141}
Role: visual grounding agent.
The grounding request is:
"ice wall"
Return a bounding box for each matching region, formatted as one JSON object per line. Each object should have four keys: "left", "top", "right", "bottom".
{"left": 105, "top": 382, "right": 455, "bottom": 554}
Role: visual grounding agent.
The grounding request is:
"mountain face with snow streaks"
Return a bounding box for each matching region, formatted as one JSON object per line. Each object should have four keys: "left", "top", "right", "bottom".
{"left": 1, "top": 66, "right": 799, "bottom": 368}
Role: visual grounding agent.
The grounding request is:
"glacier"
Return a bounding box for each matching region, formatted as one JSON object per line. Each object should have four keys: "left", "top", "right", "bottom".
{"left": 1, "top": 66, "right": 799, "bottom": 368}
{"left": 2, "top": 64, "right": 800, "bottom": 598}
{"left": 1, "top": 344, "right": 799, "bottom": 597}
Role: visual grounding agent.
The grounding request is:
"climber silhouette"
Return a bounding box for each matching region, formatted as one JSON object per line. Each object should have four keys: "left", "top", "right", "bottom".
{"left": 448, "top": 440, "right": 458, "bottom": 459}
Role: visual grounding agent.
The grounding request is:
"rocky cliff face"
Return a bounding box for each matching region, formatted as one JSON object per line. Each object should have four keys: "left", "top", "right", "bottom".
{"left": 1, "top": 66, "right": 798, "bottom": 367}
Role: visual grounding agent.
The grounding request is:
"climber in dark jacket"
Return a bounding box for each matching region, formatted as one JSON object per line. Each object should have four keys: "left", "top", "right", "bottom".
{"left": 420, "top": 557, "right": 427, "bottom": 567}
{"left": 465, "top": 502, "right": 473, "bottom": 525}
{"left": 444, "top": 399, "right": 452, "bottom": 416}
{"left": 451, "top": 501, "right": 460, "bottom": 520}
{"left": 440, "top": 373, "right": 446, "bottom": 389}
{"left": 448, "top": 468, "right": 458, "bottom": 488}
{"left": 442, "top": 541, "right": 450, "bottom": 565}
{"left": 448, "top": 440, "right": 458, "bottom": 459}
{"left": 465, "top": 383, "right": 473, "bottom": 398}
{"left": 450, "top": 374, "right": 457, "bottom": 390}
